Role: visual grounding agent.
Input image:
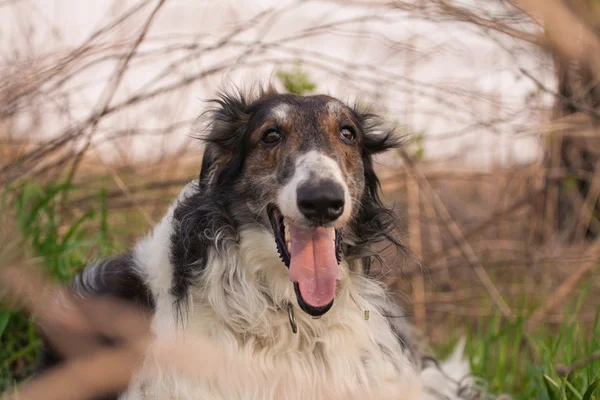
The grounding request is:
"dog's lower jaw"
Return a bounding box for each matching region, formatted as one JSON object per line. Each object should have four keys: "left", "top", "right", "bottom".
{"left": 285, "top": 283, "right": 334, "bottom": 333}
{"left": 293, "top": 282, "right": 334, "bottom": 318}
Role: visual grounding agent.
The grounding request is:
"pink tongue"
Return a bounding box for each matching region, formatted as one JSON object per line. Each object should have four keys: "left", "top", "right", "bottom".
{"left": 288, "top": 222, "right": 339, "bottom": 308}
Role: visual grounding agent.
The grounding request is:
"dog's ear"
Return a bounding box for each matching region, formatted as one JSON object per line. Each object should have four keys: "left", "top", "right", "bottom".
{"left": 199, "top": 90, "right": 250, "bottom": 189}
{"left": 344, "top": 104, "right": 405, "bottom": 268}
{"left": 350, "top": 104, "right": 404, "bottom": 156}
{"left": 199, "top": 146, "right": 218, "bottom": 189}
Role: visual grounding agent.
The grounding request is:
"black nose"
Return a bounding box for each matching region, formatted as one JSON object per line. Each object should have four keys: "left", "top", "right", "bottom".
{"left": 297, "top": 180, "right": 345, "bottom": 223}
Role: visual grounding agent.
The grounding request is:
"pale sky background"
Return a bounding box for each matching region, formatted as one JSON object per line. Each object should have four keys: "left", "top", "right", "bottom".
{"left": 1, "top": 0, "right": 554, "bottom": 168}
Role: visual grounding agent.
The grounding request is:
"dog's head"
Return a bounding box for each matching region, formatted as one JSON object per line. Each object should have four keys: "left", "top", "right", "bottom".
{"left": 195, "top": 87, "right": 402, "bottom": 317}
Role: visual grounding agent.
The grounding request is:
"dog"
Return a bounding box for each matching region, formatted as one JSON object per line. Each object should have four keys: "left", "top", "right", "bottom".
{"left": 38, "top": 87, "right": 480, "bottom": 399}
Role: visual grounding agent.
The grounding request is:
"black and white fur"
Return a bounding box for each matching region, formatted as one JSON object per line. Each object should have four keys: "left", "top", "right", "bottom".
{"left": 39, "top": 88, "right": 482, "bottom": 399}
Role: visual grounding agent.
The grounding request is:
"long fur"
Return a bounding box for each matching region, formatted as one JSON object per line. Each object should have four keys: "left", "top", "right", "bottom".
{"left": 38, "top": 88, "right": 487, "bottom": 400}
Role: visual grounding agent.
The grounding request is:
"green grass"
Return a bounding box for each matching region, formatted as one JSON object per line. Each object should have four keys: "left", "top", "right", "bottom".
{"left": 434, "top": 289, "right": 600, "bottom": 400}
{"left": 1, "top": 180, "right": 599, "bottom": 399}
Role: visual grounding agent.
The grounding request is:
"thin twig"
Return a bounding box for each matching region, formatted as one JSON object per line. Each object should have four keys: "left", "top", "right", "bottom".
{"left": 573, "top": 162, "right": 600, "bottom": 242}
{"left": 407, "top": 173, "right": 426, "bottom": 330}
{"left": 556, "top": 351, "right": 600, "bottom": 376}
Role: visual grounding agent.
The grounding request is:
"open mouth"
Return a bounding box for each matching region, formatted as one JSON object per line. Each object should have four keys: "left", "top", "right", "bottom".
{"left": 267, "top": 205, "right": 343, "bottom": 317}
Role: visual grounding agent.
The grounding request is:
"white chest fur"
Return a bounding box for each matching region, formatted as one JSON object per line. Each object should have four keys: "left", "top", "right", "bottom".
{"left": 122, "top": 309, "right": 422, "bottom": 400}
{"left": 121, "top": 298, "right": 422, "bottom": 399}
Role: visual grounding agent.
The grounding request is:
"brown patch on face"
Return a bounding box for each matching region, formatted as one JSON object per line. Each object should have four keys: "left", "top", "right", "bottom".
{"left": 317, "top": 100, "right": 365, "bottom": 203}
{"left": 252, "top": 120, "right": 281, "bottom": 169}
{"left": 244, "top": 106, "right": 298, "bottom": 177}
{"left": 235, "top": 103, "right": 300, "bottom": 211}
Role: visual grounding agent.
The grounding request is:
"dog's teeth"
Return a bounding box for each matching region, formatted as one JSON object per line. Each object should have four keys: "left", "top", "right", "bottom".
{"left": 284, "top": 220, "right": 290, "bottom": 240}
{"left": 287, "top": 242, "right": 291, "bottom": 252}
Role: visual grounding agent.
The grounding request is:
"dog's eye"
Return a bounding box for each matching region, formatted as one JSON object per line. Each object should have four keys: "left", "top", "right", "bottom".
{"left": 340, "top": 127, "right": 356, "bottom": 144}
{"left": 261, "top": 129, "right": 282, "bottom": 145}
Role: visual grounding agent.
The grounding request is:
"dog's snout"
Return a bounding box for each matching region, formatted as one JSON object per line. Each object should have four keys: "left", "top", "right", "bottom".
{"left": 297, "top": 180, "right": 345, "bottom": 224}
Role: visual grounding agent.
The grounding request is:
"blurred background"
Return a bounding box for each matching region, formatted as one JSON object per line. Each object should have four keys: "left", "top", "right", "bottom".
{"left": 1, "top": 0, "right": 599, "bottom": 399}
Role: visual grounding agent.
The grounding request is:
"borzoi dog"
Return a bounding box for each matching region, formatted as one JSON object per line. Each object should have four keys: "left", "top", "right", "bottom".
{"left": 39, "top": 88, "right": 478, "bottom": 399}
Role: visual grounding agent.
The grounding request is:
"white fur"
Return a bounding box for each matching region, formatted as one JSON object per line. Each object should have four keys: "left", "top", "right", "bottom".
{"left": 271, "top": 103, "right": 290, "bottom": 122}
{"left": 277, "top": 150, "right": 353, "bottom": 227}
{"left": 326, "top": 100, "right": 344, "bottom": 115}
{"left": 117, "top": 183, "right": 473, "bottom": 400}
{"left": 421, "top": 338, "right": 477, "bottom": 400}
{"left": 132, "top": 182, "right": 198, "bottom": 340}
